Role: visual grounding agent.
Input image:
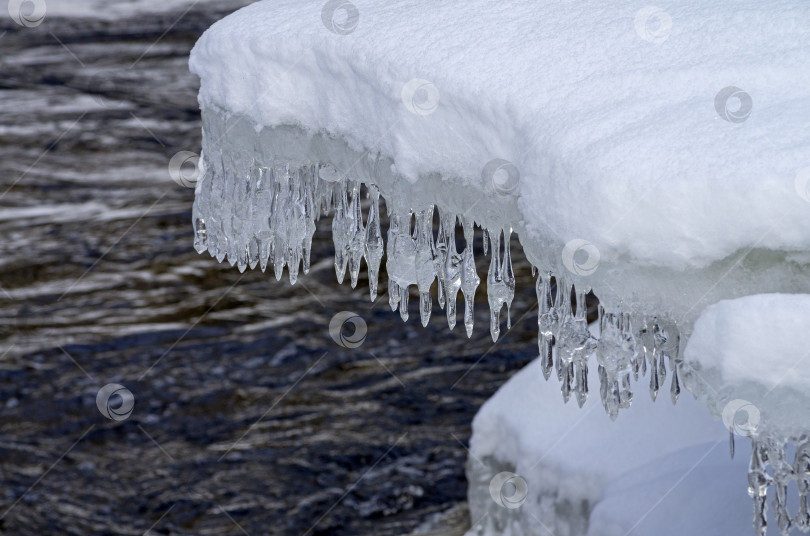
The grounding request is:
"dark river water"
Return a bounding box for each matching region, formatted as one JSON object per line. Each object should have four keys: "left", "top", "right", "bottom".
{"left": 0, "top": 3, "right": 543, "bottom": 534}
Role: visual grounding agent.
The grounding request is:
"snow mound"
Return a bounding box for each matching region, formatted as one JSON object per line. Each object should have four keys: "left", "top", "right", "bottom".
{"left": 466, "top": 356, "right": 754, "bottom": 536}
{"left": 187, "top": 2, "right": 810, "bottom": 534}
{"left": 190, "top": 0, "right": 810, "bottom": 301}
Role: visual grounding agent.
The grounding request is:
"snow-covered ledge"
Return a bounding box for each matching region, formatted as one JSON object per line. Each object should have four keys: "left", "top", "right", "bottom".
{"left": 187, "top": 1, "right": 810, "bottom": 534}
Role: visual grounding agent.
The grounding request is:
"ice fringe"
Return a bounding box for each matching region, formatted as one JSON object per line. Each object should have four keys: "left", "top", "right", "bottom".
{"left": 192, "top": 112, "right": 807, "bottom": 536}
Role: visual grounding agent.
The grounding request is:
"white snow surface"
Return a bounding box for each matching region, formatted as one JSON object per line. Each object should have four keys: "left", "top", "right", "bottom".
{"left": 686, "top": 293, "right": 810, "bottom": 391}
{"left": 190, "top": 0, "right": 810, "bottom": 273}
{"left": 682, "top": 293, "right": 810, "bottom": 438}
{"left": 467, "top": 356, "right": 754, "bottom": 536}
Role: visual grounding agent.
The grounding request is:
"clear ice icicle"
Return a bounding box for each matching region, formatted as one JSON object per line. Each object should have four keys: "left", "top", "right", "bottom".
{"left": 669, "top": 357, "right": 680, "bottom": 405}
{"left": 770, "top": 440, "right": 793, "bottom": 536}
{"left": 595, "top": 305, "right": 634, "bottom": 419}
{"left": 795, "top": 440, "right": 810, "bottom": 532}
{"left": 486, "top": 228, "right": 515, "bottom": 342}
{"left": 347, "top": 182, "right": 366, "bottom": 288}
{"left": 332, "top": 180, "right": 350, "bottom": 284}
{"left": 440, "top": 212, "right": 462, "bottom": 331}
{"left": 415, "top": 207, "right": 437, "bottom": 327}
{"left": 364, "top": 185, "right": 384, "bottom": 301}
{"left": 459, "top": 217, "right": 479, "bottom": 338}
{"left": 536, "top": 271, "right": 556, "bottom": 381}
{"left": 749, "top": 440, "right": 773, "bottom": 536}
{"left": 556, "top": 282, "right": 595, "bottom": 406}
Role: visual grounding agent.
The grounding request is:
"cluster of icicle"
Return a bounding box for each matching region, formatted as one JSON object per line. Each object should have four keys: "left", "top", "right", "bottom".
{"left": 191, "top": 157, "right": 803, "bottom": 535}
{"left": 192, "top": 158, "right": 683, "bottom": 419}
{"left": 747, "top": 437, "right": 810, "bottom": 536}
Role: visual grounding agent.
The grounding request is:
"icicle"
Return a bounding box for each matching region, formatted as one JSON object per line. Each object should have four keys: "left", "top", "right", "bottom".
{"left": 749, "top": 440, "right": 773, "bottom": 536}
{"left": 332, "top": 179, "right": 350, "bottom": 284}
{"left": 399, "top": 284, "right": 410, "bottom": 322}
{"left": 194, "top": 218, "right": 207, "bottom": 253}
{"left": 554, "top": 276, "right": 572, "bottom": 384}
{"left": 574, "top": 288, "right": 590, "bottom": 407}
{"left": 730, "top": 429, "right": 736, "bottom": 460}
{"left": 595, "top": 306, "right": 635, "bottom": 418}
{"left": 649, "top": 360, "right": 660, "bottom": 402}
{"left": 441, "top": 212, "right": 462, "bottom": 331}
{"left": 389, "top": 279, "right": 400, "bottom": 312}
{"left": 460, "top": 216, "right": 479, "bottom": 338}
{"left": 415, "top": 207, "right": 436, "bottom": 327}
{"left": 434, "top": 212, "right": 447, "bottom": 310}
{"left": 556, "top": 282, "right": 595, "bottom": 406}
{"left": 794, "top": 440, "right": 810, "bottom": 532}
{"left": 536, "top": 271, "right": 556, "bottom": 381}
{"left": 574, "top": 360, "right": 588, "bottom": 408}
{"left": 364, "top": 185, "right": 384, "bottom": 301}
{"left": 347, "top": 182, "right": 366, "bottom": 288}
{"left": 482, "top": 227, "right": 489, "bottom": 255}
{"left": 486, "top": 229, "right": 515, "bottom": 342}
{"left": 670, "top": 358, "right": 680, "bottom": 405}
{"left": 770, "top": 440, "right": 793, "bottom": 536}
{"left": 301, "top": 165, "right": 316, "bottom": 275}
{"left": 387, "top": 212, "right": 402, "bottom": 312}
{"left": 386, "top": 209, "right": 420, "bottom": 317}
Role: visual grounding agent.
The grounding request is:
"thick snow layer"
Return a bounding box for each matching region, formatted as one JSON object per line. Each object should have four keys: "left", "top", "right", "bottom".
{"left": 466, "top": 356, "right": 754, "bottom": 536}
{"left": 687, "top": 294, "right": 810, "bottom": 391}
{"left": 190, "top": 0, "right": 810, "bottom": 276}
{"left": 683, "top": 293, "right": 810, "bottom": 438}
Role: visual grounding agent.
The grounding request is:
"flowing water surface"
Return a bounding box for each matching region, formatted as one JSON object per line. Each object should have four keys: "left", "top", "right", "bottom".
{"left": 0, "top": 3, "right": 542, "bottom": 535}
